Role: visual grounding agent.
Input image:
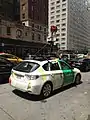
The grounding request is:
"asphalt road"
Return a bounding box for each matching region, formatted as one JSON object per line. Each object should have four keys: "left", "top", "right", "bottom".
{"left": 0, "top": 72, "right": 90, "bottom": 120}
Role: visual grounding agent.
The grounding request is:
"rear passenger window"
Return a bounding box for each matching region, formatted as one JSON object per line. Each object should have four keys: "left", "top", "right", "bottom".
{"left": 50, "top": 62, "right": 60, "bottom": 71}
{"left": 43, "top": 62, "right": 60, "bottom": 71}
{"left": 43, "top": 63, "right": 50, "bottom": 71}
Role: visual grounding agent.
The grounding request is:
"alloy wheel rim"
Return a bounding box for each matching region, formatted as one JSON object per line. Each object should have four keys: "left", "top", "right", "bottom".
{"left": 76, "top": 75, "right": 80, "bottom": 83}
{"left": 43, "top": 84, "right": 51, "bottom": 97}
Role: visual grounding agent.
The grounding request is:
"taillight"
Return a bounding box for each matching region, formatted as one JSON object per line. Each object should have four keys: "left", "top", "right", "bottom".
{"left": 25, "top": 75, "right": 39, "bottom": 80}
{"left": 9, "top": 78, "right": 11, "bottom": 84}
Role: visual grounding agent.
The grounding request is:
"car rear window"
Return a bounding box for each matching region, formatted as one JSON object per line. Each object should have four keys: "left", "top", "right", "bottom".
{"left": 13, "top": 61, "right": 40, "bottom": 73}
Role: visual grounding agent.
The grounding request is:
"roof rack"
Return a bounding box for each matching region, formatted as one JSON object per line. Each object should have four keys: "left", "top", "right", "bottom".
{"left": 31, "top": 53, "right": 58, "bottom": 61}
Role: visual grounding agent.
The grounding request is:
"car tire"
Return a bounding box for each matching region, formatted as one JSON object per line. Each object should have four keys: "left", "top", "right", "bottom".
{"left": 74, "top": 74, "right": 81, "bottom": 85}
{"left": 41, "top": 82, "right": 53, "bottom": 98}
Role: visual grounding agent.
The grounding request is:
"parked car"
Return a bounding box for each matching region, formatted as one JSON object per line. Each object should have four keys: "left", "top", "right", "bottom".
{"left": 0, "top": 53, "right": 23, "bottom": 64}
{"left": 0, "top": 57, "right": 15, "bottom": 83}
{"left": 70, "top": 58, "right": 90, "bottom": 72}
{"left": 9, "top": 58, "right": 81, "bottom": 98}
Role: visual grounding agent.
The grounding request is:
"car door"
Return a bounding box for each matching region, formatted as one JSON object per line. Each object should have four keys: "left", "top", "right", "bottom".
{"left": 59, "top": 61, "right": 74, "bottom": 86}
{"left": 50, "top": 61, "right": 63, "bottom": 89}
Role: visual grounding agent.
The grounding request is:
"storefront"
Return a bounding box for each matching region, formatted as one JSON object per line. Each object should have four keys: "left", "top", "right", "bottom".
{"left": 0, "top": 37, "right": 49, "bottom": 58}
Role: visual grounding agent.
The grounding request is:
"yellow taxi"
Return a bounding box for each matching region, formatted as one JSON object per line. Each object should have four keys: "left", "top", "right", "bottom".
{"left": 0, "top": 53, "right": 23, "bottom": 64}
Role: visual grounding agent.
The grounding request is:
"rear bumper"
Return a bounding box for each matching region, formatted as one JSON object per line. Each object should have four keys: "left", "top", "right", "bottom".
{"left": 10, "top": 77, "right": 41, "bottom": 95}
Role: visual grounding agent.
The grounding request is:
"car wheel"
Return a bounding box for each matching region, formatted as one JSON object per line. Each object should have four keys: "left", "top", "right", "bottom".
{"left": 74, "top": 74, "right": 81, "bottom": 85}
{"left": 41, "top": 82, "right": 53, "bottom": 98}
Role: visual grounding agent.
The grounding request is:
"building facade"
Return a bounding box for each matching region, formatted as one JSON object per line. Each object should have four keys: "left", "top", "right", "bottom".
{"left": 0, "top": 0, "right": 20, "bottom": 21}
{"left": 20, "top": 0, "right": 48, "bottom": 25}
{"left": 48, "top": 0, "right": 89, "bottom": 52}
{"left": 0, "top": 19, "right": 49, "bottom": 57}
{"left": 0, "top": 0, "right": 49, "bottom": 57}
{"left": 19, "top": 0, "right": 48, "bottom": 44}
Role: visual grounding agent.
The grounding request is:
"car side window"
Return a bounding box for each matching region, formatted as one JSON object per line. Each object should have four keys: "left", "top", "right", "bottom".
{"left": 43, "top": 63, "right": 50, "bottom": 71}
{"left": 60, "top": 61, "right": 71, "bottom": 70}
{"left": 50, "top": 62, "right": 60, "bottom": 71}
{"left": 43, "top": 62, "right": 60, "bottom": 71}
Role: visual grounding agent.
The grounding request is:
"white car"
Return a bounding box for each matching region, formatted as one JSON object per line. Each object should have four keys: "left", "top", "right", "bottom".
{"left": 9, "top": 58, "right": 81, "bottom": 98}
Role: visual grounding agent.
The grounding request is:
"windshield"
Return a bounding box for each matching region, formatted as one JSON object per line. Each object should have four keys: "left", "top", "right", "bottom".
{"left": 13, "top": 61, "right": 40, "bottom": 73}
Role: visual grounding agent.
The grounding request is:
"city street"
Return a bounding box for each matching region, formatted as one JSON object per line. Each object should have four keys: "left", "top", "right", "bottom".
{"left": 0, "top": 72, "right": 90, "bottom": 120}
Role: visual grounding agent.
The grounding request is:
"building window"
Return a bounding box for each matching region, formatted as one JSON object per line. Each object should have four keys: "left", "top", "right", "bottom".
{"left": 51, "top": 16, "right": 54, "bottom": 19}
{"left": 56, "top": 34, "right": 60, "bottom": 37}
{"left": 51, "top": 7, "right": 55, "bottom": 10}
{"left": 56, "top": 20, "right": 60, "bottom": 23}
{"left": 56, "top": 5, "right": 60, "bottom": 9}
{"left": 22, "top": 4, "right": 25, "bottom": 11}
{"left": 62, "top": 3, "right": 66, "bottom": 7}
{"left": 7, "top": 27, "right": 11, "bottom": 35}
{"left": 62, "top": 8, "right": 66, "bottom": 11}
{"left": 32, "top": 33, "right": 34, "bottom": 40}
{"left": 22, "top": 13, "right": 25, "bottom": 19}
{"left": 61, "top": 42, "right": 65, "bottom": 45}
{"left": 62, "top": 23, "right": 66, "bottom": 26}
{"left": 51, "top": 2, "right": 55, "bottom": 5}
{"left": 61, "top": 47, "right": 65, "bottom": 50}
{"left": 56, "top": 0, "right": 60, "bottom": 4}
{"left": 61, "top": 28, "right": 66, "bottom": 31}
{"left": 56, "top": 10, "right": 60, "bottom": 13}
{"left": 23, "top": 23, "right": 25, "bottom": 25}
{"left": 56, "top": 24, "right": 60, "bottom": 28}
{"left": 62, "top": 18, "right": 66, "bottom": 22}
{"left": 38, "top": 34, "right": 41, "bottom": 41}
{"left": 62, "top": 0, "right": 66, "bottom": 2}
{"left": 56, "top": 15, "right": 60, "bottom": 18}
{"left": 62, "top": 13, "right": 66, "bottom": 17}
{"left": 61, "top": 38, "right": 65, "bottom": 41}
{"left": 44, "top": 28, "right": 46, "bottom": 32}
{"left": 51, "top": 21, "right": 54, "bottom": 24}
{"left": 61, "top": 33, "right": 65, "bottom": 36}
{"left": 51, "top": 11, "right": 54, "bottom": 14}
